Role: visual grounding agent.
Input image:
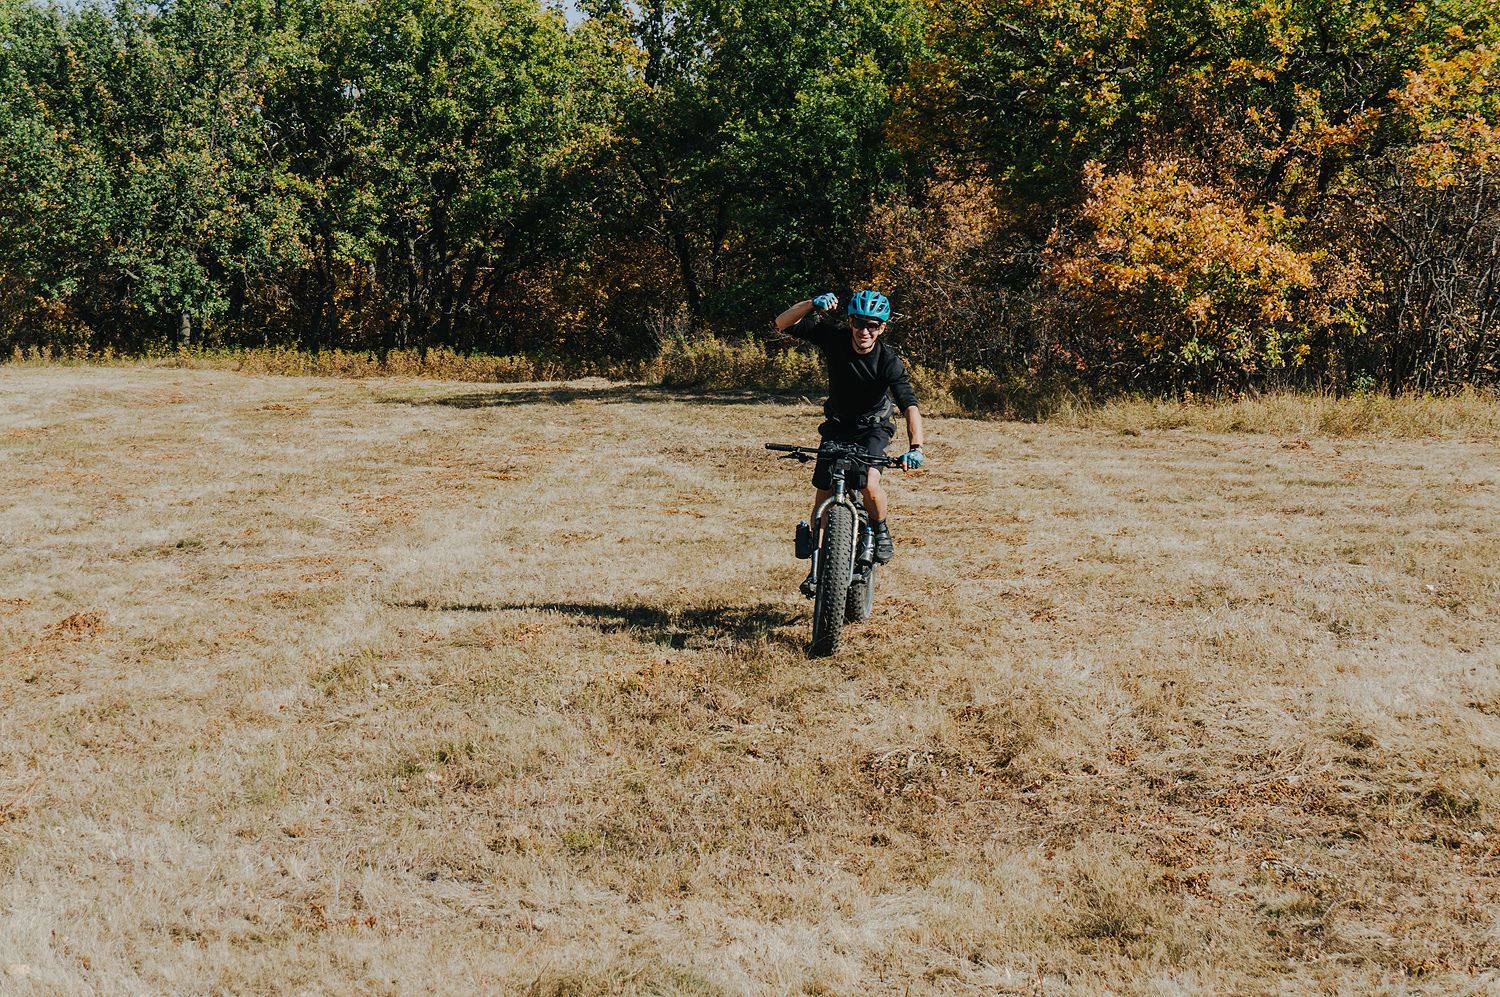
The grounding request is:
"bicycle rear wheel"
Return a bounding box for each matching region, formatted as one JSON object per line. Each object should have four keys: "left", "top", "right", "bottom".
{"left": 809, "top": 504, "right": 854, "bottom": 656}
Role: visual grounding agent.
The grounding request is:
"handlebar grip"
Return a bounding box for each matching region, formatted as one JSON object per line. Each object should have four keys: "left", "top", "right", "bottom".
{"left": 765, "top": 443, "right": 802, "bottom": 452}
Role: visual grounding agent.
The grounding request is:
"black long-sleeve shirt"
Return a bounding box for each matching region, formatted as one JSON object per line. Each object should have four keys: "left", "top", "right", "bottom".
{"left": 787, "top": 316, "right": 919, "bottom": 422}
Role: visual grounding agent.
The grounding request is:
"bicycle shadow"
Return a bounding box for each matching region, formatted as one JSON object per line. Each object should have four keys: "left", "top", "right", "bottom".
{"left": 390, "top": 599, "right": 805, "bottom": 650}
{"left": 385, "top": 384, "right": 815, "bottom": 410}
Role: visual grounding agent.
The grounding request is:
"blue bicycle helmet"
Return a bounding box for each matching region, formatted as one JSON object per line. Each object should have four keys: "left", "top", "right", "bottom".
{"left": 847, "top": 289, "right": 891, "bottom": 323}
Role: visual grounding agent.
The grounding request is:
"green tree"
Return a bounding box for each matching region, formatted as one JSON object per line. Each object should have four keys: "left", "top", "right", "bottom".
{"left": 339, "top": 0, "right": 623, "bottom": 351}
{"left": 583, "top": 0, "right": 924, "bottom": 331}
{"left": 899, "top": 0, "right": 1495, "bottom": 209}
{"left": 0, "top": 0, "right": 629, "bottom": 353}
{"left": 0, "top": 0, "right": 301, "bottom": 349}
{"left": 0, "top": 0, "right": 118, "bottom": 342}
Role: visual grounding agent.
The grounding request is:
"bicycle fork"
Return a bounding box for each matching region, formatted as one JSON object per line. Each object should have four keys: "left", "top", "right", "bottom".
{"left": 808, "top": 490, "right": 859, "bottom": 594}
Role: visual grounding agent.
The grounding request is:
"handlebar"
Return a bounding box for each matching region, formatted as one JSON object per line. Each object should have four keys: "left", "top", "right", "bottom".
{"left": 765, "top": 442, "right": 910, "bottom": 469}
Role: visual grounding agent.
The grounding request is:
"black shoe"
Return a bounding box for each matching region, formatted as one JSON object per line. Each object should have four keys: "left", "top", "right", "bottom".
{"left": 855, "top": 525, "right": 875, "bottom": 566}
{"left": 873, "top": 521, "right": 894, "bottom": 563}
{"left": 799, "top": 565, "right": 817, "bottom": 598}
{"left": 795, "top": 521, "right": 814, "bottom": 559}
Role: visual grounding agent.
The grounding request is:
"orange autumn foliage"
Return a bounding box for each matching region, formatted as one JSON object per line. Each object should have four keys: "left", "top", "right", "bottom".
{"left": 1042, "top": 160, "right": 1348, "bottom": 385}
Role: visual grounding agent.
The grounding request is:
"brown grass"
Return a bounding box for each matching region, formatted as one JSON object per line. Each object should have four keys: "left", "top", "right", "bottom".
{"left": 4, "top": 340, "right": 828, "bottom": 394}
{"left": 12, "top": 341, "right": 1500, "bottom": 435}
{"left": 1045, "top": 387, "right": 1500, "bottom": 439}
{"left": 1, "top": 366, "right": 1498, "bottom": 994}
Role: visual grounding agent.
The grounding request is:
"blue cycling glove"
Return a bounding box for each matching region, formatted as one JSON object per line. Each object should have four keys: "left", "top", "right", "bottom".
{"left": 812, "top": 293, "right": 838, "bottom": 311}
{"left": 902, "top": 448, "right": 925, "bottom": 469}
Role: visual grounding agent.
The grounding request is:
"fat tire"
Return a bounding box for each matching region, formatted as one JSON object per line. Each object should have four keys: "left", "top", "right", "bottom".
{"left": 845, "top": 562, "right": 877, "bottom": 622}
{"left": 809, "top": 504, "right": 855, "bottom": 656}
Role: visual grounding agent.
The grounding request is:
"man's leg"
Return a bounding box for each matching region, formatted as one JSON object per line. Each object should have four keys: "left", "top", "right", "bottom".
{"left": 858, "top": 469, "right": 887, "bottom": 521}
{"left": 859, "top": 469, "right": 895, "bottom": 563}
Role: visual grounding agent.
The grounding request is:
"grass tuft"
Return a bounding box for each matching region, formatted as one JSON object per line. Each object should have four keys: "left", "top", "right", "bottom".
{"left": 525, "top": 958, "right": 730, "bottom": 997}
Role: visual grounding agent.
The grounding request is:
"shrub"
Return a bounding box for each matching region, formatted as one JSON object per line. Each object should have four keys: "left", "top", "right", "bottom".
{"left": 1041, "top": 160, "right": 1333, "bottom": 393}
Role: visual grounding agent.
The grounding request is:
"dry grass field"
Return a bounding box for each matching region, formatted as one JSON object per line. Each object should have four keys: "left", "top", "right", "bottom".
{"left": 1, "top": 366, "right": 1498, "bottom": 996}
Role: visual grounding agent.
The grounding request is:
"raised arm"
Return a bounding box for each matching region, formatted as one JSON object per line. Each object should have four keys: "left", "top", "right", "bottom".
{"left": 775, "top": 300, "right": 815, "bottom": 332}
{"left": 775, "top": 293, "right": 838, "bottom": 332}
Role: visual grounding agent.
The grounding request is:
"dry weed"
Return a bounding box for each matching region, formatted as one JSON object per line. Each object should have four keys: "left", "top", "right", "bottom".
{"left": 1051, "top": 387, "right": 1500, "bottom": 438}
{"left": 16, "top": 343, "right": 1500, "bottom": 438}
{"left": 0, "top": 367, "right": 1497, "bottom": 995}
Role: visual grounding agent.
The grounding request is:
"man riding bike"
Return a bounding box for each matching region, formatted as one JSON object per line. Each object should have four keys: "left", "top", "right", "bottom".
{"left": 773, "top": 289, "right": 925, "bottom": 595}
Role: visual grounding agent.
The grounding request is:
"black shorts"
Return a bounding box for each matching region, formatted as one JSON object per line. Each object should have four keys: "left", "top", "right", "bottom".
{"left": 812, "top": 420, "right": 895, "bottom": 491}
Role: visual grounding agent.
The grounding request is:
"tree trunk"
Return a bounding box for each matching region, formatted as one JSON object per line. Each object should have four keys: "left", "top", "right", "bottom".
{"left": 648, "top": 151, "right": 702, "bottom": 329}
{"left": 316, "top": 198, "right": 340, "bottom": 351}
{"left": 407, "top": 230, "right": 422, "bottom": 355}
{"left": 434, "top": 198, "right": 454, "bottom": 351}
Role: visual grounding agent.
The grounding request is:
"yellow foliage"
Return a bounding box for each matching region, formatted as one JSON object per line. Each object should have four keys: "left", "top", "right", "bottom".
{"left": 1390, "top": 46, "right": 1500, "bottom": 178}
{"left": 1045, "top": 160, "right": 1329, "bottom": 378}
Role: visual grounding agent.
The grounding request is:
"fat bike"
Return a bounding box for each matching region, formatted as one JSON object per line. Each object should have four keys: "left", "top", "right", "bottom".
{"left": 766, "top": 441, "right": 907, "bottom": 657}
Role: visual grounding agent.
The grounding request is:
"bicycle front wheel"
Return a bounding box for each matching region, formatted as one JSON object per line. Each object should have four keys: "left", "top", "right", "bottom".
{"left": 809, "top": 504, "right": 855, "bottom": 657}
{"left": 846, "top": 562, "right": 877, "bottom": 622}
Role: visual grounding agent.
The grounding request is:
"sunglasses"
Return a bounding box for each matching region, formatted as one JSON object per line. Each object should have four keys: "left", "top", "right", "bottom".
{"left": 850, "top": 318, "right": 884, "bottom": 330}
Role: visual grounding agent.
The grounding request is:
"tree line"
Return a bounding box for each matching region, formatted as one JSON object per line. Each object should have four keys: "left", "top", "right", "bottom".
{"left": 2, "top": 0, "right": 1496, "bottom": 393}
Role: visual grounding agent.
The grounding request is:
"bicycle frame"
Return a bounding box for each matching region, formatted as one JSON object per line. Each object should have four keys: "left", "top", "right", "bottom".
{"left": 767, "top": 440, "right": 901, "bottom": 586}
